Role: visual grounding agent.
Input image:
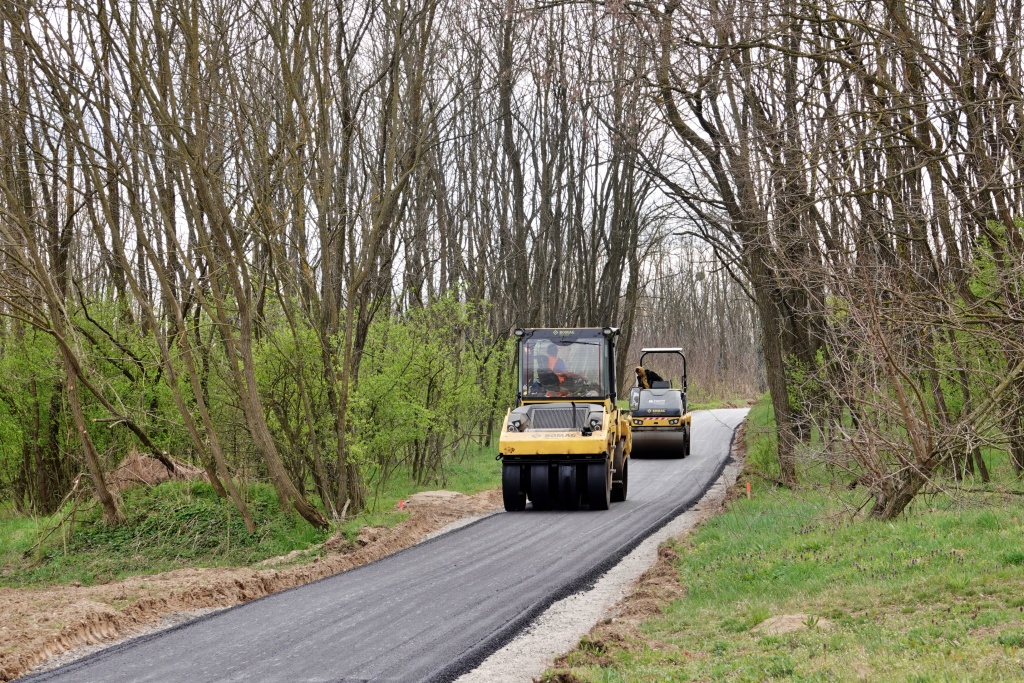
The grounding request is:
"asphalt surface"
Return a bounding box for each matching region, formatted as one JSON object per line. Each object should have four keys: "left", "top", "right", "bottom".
{"left": 24, "top": 408, "right": 747, "bottom": 683}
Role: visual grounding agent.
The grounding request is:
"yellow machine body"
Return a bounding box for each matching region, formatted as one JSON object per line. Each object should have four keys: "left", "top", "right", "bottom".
{"left": 499, "top": 398, "right": 631, "bottom": 457}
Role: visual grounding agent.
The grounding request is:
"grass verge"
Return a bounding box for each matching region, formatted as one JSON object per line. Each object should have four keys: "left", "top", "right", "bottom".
{"left": 550, "top": 396, "right": 1024, "bottom": 682}
{"left": 1, "top": 443, "right": 500, "bottom": 588}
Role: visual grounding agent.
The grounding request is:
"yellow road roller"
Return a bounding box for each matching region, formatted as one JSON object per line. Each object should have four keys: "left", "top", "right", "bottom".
{"left": 499, "top": 327, "right": 632, "bottom": 511}
{"left": 629, "top": 348, "right": 691, "bottom": 458}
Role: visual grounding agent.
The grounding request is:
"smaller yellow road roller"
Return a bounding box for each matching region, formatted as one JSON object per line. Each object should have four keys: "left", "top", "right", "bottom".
{"left": 629, "top": 348, "right": 691, "bottom": 458}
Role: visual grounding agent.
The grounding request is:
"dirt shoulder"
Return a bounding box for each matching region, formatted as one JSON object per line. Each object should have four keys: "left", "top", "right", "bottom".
{"left": 1, "top": 489, "right": 501, "bottom": 682}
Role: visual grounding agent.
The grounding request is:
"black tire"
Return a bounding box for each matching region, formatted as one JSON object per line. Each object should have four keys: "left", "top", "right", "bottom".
{"left": 558, "top": 464, "right": 580, "bottom": 510}
{"left": 502, "top": 464, "right": 526, "bottom": 511}
{"left": 587, "top": 461, "right": 610, "bottom": 510}
{"left": 684, "top": 425, "right": 691, "bottom": 458}
{"left": 529, "top": 464, "right": 553, "bottom": 510}
{"left": 611, "top": 458, "right": 628, "bottom": 503}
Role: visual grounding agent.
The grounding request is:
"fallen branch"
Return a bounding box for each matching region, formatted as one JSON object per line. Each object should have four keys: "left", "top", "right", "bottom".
{"left": 921, "top": 487, "right": 1024, "bottom": 497}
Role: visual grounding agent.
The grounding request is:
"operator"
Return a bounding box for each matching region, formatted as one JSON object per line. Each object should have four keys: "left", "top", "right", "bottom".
{"left": 536, "top": 346, "right": 568, "bottom": 396}
{"left": 635, "top": 366, "right": 665, "bottom": 389}
{"left": 547, "top": 346, "right": 567, "bottom": 372}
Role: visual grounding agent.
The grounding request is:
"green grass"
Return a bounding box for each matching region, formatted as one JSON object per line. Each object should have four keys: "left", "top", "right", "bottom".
{"left": 551, "top": 395, "right": 1024, "bottom": 682}
{"left": 362, "top": 442, "right": 500, "bottom": 510}
{"left": 690, "top": 397, "right": 754, "bottom": 410}
{"left": 339, "top": 442, "right": 500, "bottom": 542}
{"left": 1, "top": 443, "right": 501, "bottom": 588}
{"left": 0, "top": 481, "right": 330, "bottom": 587}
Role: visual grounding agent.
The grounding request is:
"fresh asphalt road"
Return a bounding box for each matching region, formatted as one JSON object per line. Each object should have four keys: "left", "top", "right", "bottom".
{"left": 25, "top": 408, "right": 748, "bottom": 683}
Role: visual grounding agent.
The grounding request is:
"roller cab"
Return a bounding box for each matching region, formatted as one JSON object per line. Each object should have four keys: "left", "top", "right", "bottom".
{"left": 499, "top": 327, "right": 631, "bottom": 511}
{"left": 629, "top": 348, "right": 692, "bottom": 458}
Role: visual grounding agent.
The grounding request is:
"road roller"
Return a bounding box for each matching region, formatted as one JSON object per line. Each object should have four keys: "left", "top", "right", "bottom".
{"left": 628, "top": 348, "right": 691, "bottom": 458}
{"left": 498, "top": 327, "right": 632, "bottom": 511}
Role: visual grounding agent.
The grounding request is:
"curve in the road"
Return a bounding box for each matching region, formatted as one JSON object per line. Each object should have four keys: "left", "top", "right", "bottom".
{"left": 22, "top": 408, "right": 747, "bottom": 683}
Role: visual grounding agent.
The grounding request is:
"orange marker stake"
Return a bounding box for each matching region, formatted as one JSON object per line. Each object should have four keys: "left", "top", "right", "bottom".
{"left": 746, "top": 482, "right": 751, "bottom": 499}
{"left": 398, "top": 500, "right": 406, "bottom": 510}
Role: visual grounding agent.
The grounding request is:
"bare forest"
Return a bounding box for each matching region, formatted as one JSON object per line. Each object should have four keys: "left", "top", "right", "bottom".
{"left": 1, "top": 0, "right": 1021, "bottom": 530}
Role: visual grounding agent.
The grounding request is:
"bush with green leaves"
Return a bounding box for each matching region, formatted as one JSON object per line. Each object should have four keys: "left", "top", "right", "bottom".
{"left": 0, "top": 289, "right": 513, "bottom": 530}
{"left": 0, "top": 326, "right": 69, "bottom": 513}
{"left": 350, "top": 296, "right": 512, "bottom": 488}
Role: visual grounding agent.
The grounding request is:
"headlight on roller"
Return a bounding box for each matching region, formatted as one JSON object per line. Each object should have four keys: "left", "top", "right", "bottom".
{"left": 589, "top": 417, "right": 602, "bottom": 431}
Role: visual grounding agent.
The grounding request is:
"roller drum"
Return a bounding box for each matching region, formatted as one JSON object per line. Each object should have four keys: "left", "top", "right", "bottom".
{"left": 631, "top": 427, "right": 689, "bottom": 458}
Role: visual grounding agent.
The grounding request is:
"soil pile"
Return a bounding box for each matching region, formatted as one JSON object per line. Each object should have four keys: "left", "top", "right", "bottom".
{"left": 0, "top": 488, "right": 501, "bottom": 681}
{"left": 106, "top": 449, "right": 207, "bottom": 492}
{"left": 751, "top": 613, "right": 832, "bottom": 635}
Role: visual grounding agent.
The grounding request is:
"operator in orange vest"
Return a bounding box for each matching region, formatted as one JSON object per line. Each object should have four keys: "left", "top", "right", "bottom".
{"left": 547, "top": 346, "right": 567, "bottom": 373}
{"left": 542, "top": 346, "right": 568, "bottom": 395}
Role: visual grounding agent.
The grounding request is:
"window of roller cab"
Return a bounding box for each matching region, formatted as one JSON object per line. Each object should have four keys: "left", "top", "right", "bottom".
{"left": 518, "top": 329, "right": 609, "bottom": 400}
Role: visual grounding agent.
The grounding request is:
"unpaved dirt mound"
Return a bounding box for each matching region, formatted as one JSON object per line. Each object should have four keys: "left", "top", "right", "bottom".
{"left": 751, "top": 613, "right": 831, "bottom": 635}
{"left": 406, "top": 490, "right": 464, "bottom": 505}
{"left": 0, "top": 488, "right": 501, "bottom": 681}
{"left": 106, "top": 448, "right": 207, "bottom": 492}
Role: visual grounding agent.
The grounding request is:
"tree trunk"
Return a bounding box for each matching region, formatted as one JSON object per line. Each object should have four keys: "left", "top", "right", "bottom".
{"left": 59, "top": 342, "right": 120, "bottom": 524}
